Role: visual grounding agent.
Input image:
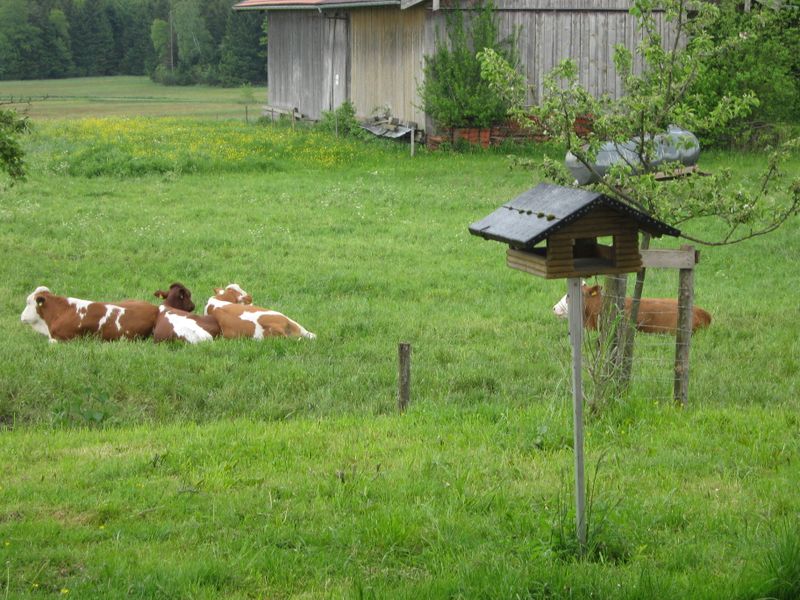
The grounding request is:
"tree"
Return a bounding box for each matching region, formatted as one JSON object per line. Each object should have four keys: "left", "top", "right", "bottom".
{"left": 479, "top": 0, "right": 800, "bottom": 392}
{"left": 151, "top": 18, "right": 173, "bottom": 72}
{"left": 0, "top": 106, "right": 28, "bottom": 184}
{"left": 172, "top": 0, "right": 213, "bottom": 69}
{"left": 217, "top": 11, "right": 266, "bottom": 86}
{"left": 689, "top": 0, "right": 800, "bottom": 146}
{"left": 42, "top": 8, "right": 75, "bottom": 78}
{"left": 0, "top": 0, "right": 46, "bottom": 80}
{"left": 70, "top": 0, "right": 115, "bottom": 76}
{"left": 419, "top": 0, "right": 519, "bottom": 129}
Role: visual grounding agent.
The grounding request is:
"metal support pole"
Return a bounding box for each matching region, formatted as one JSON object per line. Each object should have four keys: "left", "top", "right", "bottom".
{"left": 567, "top": 277, "right": 587, "bottom": 551}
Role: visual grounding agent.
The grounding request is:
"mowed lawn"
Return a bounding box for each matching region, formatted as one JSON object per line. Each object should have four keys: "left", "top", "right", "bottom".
{"left": 0, "top": 96, "right": 799, "bottom": 597}
{"left": 0, "top": 76, "right": 266, "bottom": 120}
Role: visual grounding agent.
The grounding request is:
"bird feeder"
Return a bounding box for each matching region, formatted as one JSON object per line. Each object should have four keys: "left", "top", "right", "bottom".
{"left": 469, "top": 182, "right": 680, "bottom": 552}
{"left": 469, "top": 183, "right": 680, "bottom": 279}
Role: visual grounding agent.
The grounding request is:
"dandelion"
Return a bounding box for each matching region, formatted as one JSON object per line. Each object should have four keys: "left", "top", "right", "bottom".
{"left": 61, "top": 588, "right": 70, "bottom": 595}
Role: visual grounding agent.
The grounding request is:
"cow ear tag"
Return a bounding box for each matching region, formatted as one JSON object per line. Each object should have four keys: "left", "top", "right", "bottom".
{"left": 590, "top": 290, "right": 598, "bottom": 297}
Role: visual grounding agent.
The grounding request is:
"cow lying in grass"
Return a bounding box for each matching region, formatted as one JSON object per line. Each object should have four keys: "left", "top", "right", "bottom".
{"left": 20, "top": 286, "right": 159, "bottom": 342}
{"left": 553, "top": 284, "right": 712, "bottom": 334}
{"left": 205, "top": 283, "right": 316, "bottom": 340}
{"left": 152, "top": 282, "right": 220, "bottom": 343}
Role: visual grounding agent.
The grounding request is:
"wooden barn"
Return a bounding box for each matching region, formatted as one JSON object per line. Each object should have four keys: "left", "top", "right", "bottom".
{"left": 233, "top": 0, "right": 677, "bottom": 131}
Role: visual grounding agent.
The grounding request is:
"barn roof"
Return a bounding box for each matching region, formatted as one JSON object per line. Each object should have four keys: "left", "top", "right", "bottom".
{"left": 234, "top": 0, "right": 399, "bottom": 9}
{"left": 469, "top": 183, "right": 680, "bottom": 248}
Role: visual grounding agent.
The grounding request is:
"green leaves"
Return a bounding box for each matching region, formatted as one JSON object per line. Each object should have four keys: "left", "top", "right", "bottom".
{"left": 478, "top": 0, "right": 800, "bottom": 247}
{"left": 0, "top": 108, "right": 28, "bottom": 183}
{"left": 419, "top": 0, "right": 519, "bottom": 129}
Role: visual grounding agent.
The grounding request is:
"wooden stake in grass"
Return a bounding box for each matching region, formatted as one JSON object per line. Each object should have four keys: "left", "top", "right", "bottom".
{"left": 674, "top": 245, "right": 695, "bottom": 407}
{"left": 567, "top": 277, "right": 587, "bottom": 551}
{"left": 398, "top": 342, "right": 411, "bottom": 412}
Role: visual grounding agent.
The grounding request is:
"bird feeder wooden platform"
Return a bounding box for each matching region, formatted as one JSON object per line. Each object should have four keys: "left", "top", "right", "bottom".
{"left": 469, "top": 183, "right": 680, "bottom": 279}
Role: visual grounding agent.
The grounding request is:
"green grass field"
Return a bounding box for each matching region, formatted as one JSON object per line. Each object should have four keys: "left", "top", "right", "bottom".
{"left": 0, "top": 76, "right": 266, "bottom": 120}
{"left": 0, "top": 78, "right": 799, "bottom": 599}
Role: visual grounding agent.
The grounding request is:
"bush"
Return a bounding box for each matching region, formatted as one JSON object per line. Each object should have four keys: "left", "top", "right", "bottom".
{"left": 689, "top": 0, "right": 800, "bottom": 148}
{"left": 317, "top": 101, "right": 367, "bottom": 139}
{"left": 0, "top": 107, "right": 28, "bottom": 182}
{"left": 419, "top": 0, "right": 519, "bottom": 130}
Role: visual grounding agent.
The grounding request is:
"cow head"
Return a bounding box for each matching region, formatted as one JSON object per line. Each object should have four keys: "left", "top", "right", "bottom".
{"left": 213, "top": 284, "right": 253, "bottom": 305}
{"left": 20, "top": 286, "right": 54, "bottom": 338}
{"left": 552, "top": 281, "right": 594, "bottom": 319}
{"left": 155, "top": 282, "right": 195, "bottom": 313}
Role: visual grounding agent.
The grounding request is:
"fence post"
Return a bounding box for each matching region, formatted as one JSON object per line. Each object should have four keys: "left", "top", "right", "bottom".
{"left": 398, "top": 342, "right": 411, "bottom": 412}
{"left": 673, "top": 245, "right": 695, "bottom": 406}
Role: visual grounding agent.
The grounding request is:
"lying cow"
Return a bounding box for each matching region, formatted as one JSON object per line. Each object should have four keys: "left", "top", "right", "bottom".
{"left": 20, "top": 286, "right": 159, "bottom": 342}
{"left": 553, "top": 284, "right": 712, "bottom": 334}
{"left": 205, "top": 283, "right": 316, "bottom": 340}
{"left": 203, "top": 283, "right": 253, "bottom": 315}
{"left": 152, "top": 282, "right": 220, "bottom": 343}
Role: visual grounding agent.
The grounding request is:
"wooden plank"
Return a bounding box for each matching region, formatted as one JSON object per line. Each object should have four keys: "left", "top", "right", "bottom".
{"left": 507, "top": 259, "right": 548, "bottom": 277}
{"left": 550, "top": 226, "right": 634, "bottom": 239}
{"left": 398, "top": 342, "right": 411, "bottom": 412}
{"left": 640, "top": 248, "right": 697, "bottom": 270}
{"left": 673, "top": 245, "right": 695, "bottom": 406}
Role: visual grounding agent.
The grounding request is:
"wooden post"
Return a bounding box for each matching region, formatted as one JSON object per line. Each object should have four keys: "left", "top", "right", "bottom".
{"left": 600, "top": 274, "right": 628, "bottom": 384}
{"left": 410, "top": 128, "right": 415, "bottom": 157}
{"left": 398, "top": 342, "right": 411, "bottom": 412}
{"left": 620, "top": 232, "right": 651, "bottom": 387}
{"left": 673, "top": 245, "right": 695, "bottom": 406}
{"left": 567, "top": 277, "right": 587, "bottom": 551}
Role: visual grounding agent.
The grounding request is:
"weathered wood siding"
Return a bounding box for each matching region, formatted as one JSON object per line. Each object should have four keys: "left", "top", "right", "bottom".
{"left": 268, "top": 11, "right": 349, "bottom": 120}
{"left": 350, "top": 7, "right": 426, "bottom": 126}
{"left": 265, "top": 1, "right": 678, "bottom": 129}
{"left": 425, "top": 3, "right": 678, "bottom": 105}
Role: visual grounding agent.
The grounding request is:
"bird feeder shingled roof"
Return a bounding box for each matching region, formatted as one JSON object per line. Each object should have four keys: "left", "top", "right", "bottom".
{"left": 469, "top": 183, "right": 681, "bottom": 279}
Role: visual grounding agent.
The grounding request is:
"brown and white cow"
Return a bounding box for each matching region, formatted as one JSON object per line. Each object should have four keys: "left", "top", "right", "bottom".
{"left": 553, "top": 284, "right": 712, "bottom": 334}
{"left": 203, "top": 283, "right": 253, "bottom": 315}
{"left": 20, "top": 286, "right": 159, "bottom": 342}
{"left": 205, "top": 283, "right": 316, "bottom": 340}
{"left": 152, "top": 283, "right": 220, "bottom": 343}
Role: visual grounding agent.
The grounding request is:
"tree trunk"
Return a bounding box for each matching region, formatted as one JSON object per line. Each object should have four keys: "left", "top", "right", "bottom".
{"left": 619, "top": 232, "right": 651, "bottom": 387}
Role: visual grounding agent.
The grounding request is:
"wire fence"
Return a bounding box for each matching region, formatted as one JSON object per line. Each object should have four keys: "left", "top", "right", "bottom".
{"left": 555, "top": 273, "right": 696, "bottom": 408}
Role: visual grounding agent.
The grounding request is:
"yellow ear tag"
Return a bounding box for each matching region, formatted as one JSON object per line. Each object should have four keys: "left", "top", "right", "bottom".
{"left": 590, "top": 291, "right": 598, "bottom": 297}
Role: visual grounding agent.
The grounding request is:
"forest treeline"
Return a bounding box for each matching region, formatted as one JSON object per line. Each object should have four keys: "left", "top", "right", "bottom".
{"left": 0, "top": 0, "right": 266, "bottom": 86}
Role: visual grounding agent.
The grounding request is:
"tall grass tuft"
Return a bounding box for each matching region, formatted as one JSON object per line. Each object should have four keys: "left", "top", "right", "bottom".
{"left": 741, "top": 519, "right": 800, "bottom": 600}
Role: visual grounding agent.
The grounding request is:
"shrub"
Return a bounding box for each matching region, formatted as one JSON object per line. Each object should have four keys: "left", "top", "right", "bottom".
{"left": 317, "top": 101, "right": 367, "bottom": 139}
{"left": 419, "top": 0, "right": 519, "bottom": 130}
{"left": 689, "top": 0, "right": 800, "bottom": 148}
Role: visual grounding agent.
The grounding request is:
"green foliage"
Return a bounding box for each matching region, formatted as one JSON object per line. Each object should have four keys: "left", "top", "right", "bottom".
{"left": 316, "top": 100, "right": 368, "bottom": 139}
{"left": 419, "top": 0, "right": 519, "bottom": 129}
{"left": 688, "top": 0, "right": 800, "bottom": 147}
{"left": 172, "top": 0, "right": 213, "bottom": 67}
{"left": 218, "top": 11, "right": 267, "bottom": 86}
{"left": 30, "top": 117, "right": 371, "bottom": 177}
{"left": 0, "top": 0, "right": 265, "bottom": 86}
{"left": 70, "top": 0, "right": 116, "bottom": 76}
{"left": 479, "top": 0, "right": 800, "bottom": 248}
{"left": 150, "top": 18, "right": 171, "bottom": 69}
{"left": 0, "top": 107, "right": 28, "bottom": 183}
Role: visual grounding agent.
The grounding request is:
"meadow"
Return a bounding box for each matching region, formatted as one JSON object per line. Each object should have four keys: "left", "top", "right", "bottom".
{"left": 0, "top": 78, "right": 799, "bottom": 599}
{"left": 0, "top": 76, "right": 266, "bottom": 120}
